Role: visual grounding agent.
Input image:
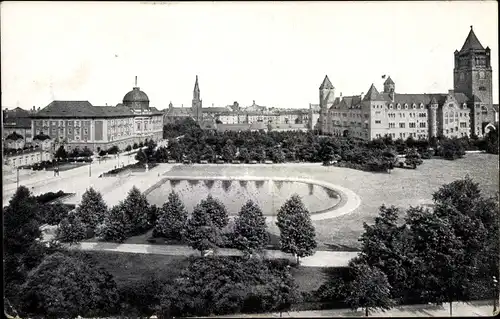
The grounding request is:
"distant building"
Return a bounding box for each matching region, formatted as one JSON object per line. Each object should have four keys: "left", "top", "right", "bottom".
{"left": 30, "top": 78, "right": 164, "bottom": 152}
{"left": 5, "top": 132, "right": 25, "bottom": 149}
{"left": 318, "top": 26, "right": 496, "bottom": 140}
{"left": 163, "top": 76, "right": 312, "bottom": 131}
{"left": 2, "top": 107, "right": 36, "bottom": 143}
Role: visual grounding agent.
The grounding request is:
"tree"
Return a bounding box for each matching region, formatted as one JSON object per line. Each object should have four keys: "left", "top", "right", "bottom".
{"left": 271, "top": 148, "right": 285, "bottom": 163}
{"left": 183, "top": 195, "right": 228, "bottom": 254}
{"left": 19, "top": 252, "right": 119, "bottom": 318}
{"left": 135, "top": 149, "right": 148, "bottom": 164}
{"left": 484, "top": 124, "right": 499, "bottom": 154}
{"left": 107, "top": 145, "right": 120, "bottom": 155}
{"left": 276, "top": 194, "right": 317, "bottom": 264}
{"left": 122, "top": 186, "right": 151, "bottom": 235}
{"left": 158, "top": 256, "right": 300, "bottom": 317}
{"left": 404, "top": 206, "right": 466, "bottom": 313}
{"left": 56, "top": 210, "right": 87, "bottom": 243}
{"left": 96, "top": 204, "right": 131, "bottom": 242}
{"left": 125, "top": 145, "right": 132, "bottom": 152}
{"left": 405, "top": 148, "right": 423, "bottom": 169}
{"left": 153, "top": 191, "right": 188, "bottom": 240}
{"left": 233, "top": 200, "right": 269, "bottom": 254}
{"left": 75, "top": 187, "right": 108, "bottom": 237}
{"left": 55, "top": 145, "right": 68, "bottom": 160}
{"left": 238, "top": 147, "right": 251, "bottom": 163}
{"left": 354, "top": 205, "right": 411, "bottom": 302}
{"left": 43, "top": 202, "right": 70, "bottom": 226}
{"left": 345, "top": 263, "right": 394, "bottom": 316}
{"left": 3, "top": 186, "right": 46, "bottom": 300}
{"left": 222, "top": 141, "right": 236, "bottom": 162}
{"left": 200, "top": 195, "right": 229, "bottom": 229}
{"left": 438, "top": 137, "right": 465, "bottom": 160}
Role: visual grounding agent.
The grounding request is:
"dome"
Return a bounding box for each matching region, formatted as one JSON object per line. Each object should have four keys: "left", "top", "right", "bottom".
{"left": 123, "top": 87, "right": 150, "bottom": 108}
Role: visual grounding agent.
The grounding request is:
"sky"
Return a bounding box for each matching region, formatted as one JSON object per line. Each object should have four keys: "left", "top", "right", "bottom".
{"left": 1, "top": 1, "right": 498, "bottom": 111}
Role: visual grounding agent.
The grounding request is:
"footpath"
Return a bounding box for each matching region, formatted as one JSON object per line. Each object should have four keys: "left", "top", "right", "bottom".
{"left": 65, "top": 242, "right": 359, "bottom": 268}
{"left": 207, "top": 300, "right": 497, "bottom": 317}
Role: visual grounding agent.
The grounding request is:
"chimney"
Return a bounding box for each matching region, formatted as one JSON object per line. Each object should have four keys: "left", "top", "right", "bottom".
{"left": 32, "top": 106, "right": 36, "bottom": 112}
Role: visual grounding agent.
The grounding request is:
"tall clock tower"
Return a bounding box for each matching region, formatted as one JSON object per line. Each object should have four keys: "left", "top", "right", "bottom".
{"left": 453, "top": 26, "right": 493, "bottom": 136}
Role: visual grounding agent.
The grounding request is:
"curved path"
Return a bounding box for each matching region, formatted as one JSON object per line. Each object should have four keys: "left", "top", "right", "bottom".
{"left": 145, "top": 175, "right": 362, "bottom": 222}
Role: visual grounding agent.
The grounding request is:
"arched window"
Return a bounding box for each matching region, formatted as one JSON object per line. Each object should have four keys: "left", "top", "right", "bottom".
{"left": 445, "top": 112, "right": 448, "bottom": 117}
{"left": 412, "top": 104, "right": 416, "bottom": 109}
{"left": 420, "top": 104, "right": 425, "bottom": 109}
{"left": 389, "top": 104, "right": 393, "bottom": 109}
{"left": 404, "top": 104, "right": 408, "bottom": 109}
{"left": 397, "top": 104, "right": 401, "bottom": 110}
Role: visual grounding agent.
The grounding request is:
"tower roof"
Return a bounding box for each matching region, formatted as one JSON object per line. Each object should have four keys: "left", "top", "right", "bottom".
{"left": 384, "top": 76, "right": 395, "bottom": 85}
{"left": 194, "top": 75, "right": 200, "bottom": 92}
{"left": 460, "top": 26, "right": 485, "bottom": 52}
{"left": 363, "top": 84, "right": 381, "bottom": 101}
{"left": 319, "top": 75, "right": 334, "bottom": 90}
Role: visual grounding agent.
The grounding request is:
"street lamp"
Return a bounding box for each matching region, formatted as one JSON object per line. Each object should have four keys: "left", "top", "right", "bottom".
{"left": 16, "top": 166, "right": 20, "bottom": 189}
{"left": 89, "top": 160, "right": 92, "bottom": 177}
{"left": 493, "top": 276, "right": 498, "bottom": 314}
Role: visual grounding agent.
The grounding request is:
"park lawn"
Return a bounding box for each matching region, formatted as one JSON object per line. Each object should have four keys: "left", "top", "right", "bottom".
{"left": 79, "top": 250, "right": 189, "bottom": 286}
{"left": 165, "top": 153, "right": 499, "bottom": 249}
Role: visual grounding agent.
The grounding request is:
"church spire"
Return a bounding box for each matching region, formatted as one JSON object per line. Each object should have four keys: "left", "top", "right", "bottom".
{"left": 319, "top": 75, "right": 334, "bottom": 90}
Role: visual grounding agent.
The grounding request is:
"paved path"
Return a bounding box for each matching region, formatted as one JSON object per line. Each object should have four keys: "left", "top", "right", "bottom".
{"left": 66, "top": 242, "right": 359, "bottom": 267}
{"left": 210, "top": 301, "right": 497, "bottom": 317}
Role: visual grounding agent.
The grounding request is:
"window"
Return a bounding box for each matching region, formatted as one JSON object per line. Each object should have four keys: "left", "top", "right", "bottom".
{"left": 419, "top": 122, "right": 426, "bottom": 128}
{"left": 445, "top": 112, "right": 448, "bottom": 117}
{"left": 409, "top": 122, "right": 416, "bottom": 128}
{"left": 460, "top": 122, "right": 467, "bottom": 128}
{"left": 451, "top": 128, "right": 454, "bottom": 133}
{"left": 399, "top": 123, "right": 405, "bottom": 128}
{"left": 445, "top": 119, "right": 448, "bottom": 124}
{"left": 375, "top": 120, "right": 381, "bottom": 124}
{"left": 389, "top": 123, "right": 395, "bottom": 128}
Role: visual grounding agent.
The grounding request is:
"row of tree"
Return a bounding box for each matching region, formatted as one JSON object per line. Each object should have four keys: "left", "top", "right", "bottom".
{"left": 316, "top": 176, "right": 499, "bottom": 316}
{"left": 56, "top": 185, "right": 318, "bottom": 264}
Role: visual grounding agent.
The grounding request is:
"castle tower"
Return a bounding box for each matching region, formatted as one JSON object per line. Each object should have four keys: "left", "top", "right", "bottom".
{"left": 192, "top": 75, "right": 203, "bottom": 122}
{"left": 453, "top": 26, "right": 493, "bottom": 136}
{"left": 383, "top": 76, "right": 395, "bottom": 94}
{"left": 319, "top": 75, "right": 335, "bottom": 133}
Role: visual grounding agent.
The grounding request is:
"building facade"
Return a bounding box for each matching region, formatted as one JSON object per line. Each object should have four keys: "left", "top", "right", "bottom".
{"left": 318, "top": 26, "right": 495, "bottom": 140}
{"left": 31, "top": 82, "right": 163, "bottom": 152}
{"left": 2, "top": 107, "right": 37, "bottom": 143}
{"left": 164, "top": 76, "right": 312, "bottom": 131}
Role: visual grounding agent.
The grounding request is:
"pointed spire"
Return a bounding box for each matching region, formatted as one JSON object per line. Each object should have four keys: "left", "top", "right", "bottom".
{"left": 194, "top": 75, "right": 200, "bottom": 92}
{"left": 319, "top": 75, "right": 334, "bottom": 90}
{"left": 460, "top": 26, "right": 485, "bottom": 52}
{"left": 135, "top": 76, "right": 138, "bottom": 87}
{"left": 363, "top": 83, "right": 380, "bottom": 101}
{"left": 384, "top": 76, "right": 394, "bottom": 85}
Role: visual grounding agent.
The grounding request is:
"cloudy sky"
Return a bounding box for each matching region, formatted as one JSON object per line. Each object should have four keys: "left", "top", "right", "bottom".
{"left": 1, "top": 1, "right": 498, "bottom": 110}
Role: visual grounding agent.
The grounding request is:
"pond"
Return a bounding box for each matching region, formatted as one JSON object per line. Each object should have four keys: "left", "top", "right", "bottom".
{"left": 146, "top": 178, "right": 341, "bottom": 216}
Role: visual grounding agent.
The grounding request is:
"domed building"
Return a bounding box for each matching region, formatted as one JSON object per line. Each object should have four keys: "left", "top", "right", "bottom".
{"left": 30, "top": 77, "right": 164, "bottom": 153}
{"left": 123, "top": 86, "right": 150, "bottom": 109}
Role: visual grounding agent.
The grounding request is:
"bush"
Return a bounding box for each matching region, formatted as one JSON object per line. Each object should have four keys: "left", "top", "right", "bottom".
{"left": 107, "top": 145, "right": 120, "bottom": 155}
{"left": 125, "top": 145, "right": 132, "bottom": 152}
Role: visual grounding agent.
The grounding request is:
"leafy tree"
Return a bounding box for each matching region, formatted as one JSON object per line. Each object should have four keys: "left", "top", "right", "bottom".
{"left": 200, "top": 195, "right": 229, "bottom": 229}
{"left": 233, "top": 200, "right": 269, "bottom": 254}
{"left": 183, "top": 211, "right": 223, "bottom": 255}
{"left": 238, "top": 147, "right": 251, "bottom": 163}
{"left": 117, "top": 273, "right": 167, "bottom": 318}
{"left": 222, "top": 141, "right": 236, "bottom": 162}
{"left": 107, "top": 145, "right": 120, "bottom": 155}
{"left": 158, "top": 256, "right": 300, "bottom": 317}
{"left": 75, "top": 187, "right": 108, "bottom": 237}
{"left": 183, "top": 195, "right": 228, "bottom": 254}
{"left": 438, "top": 137, "right": 465, "bottom": 160}
{"left": 42, "top": 203, "right": 70, "bottom": 225}
{"left": 3, "top": 186, "right": 46, "bottom": 300}
{"left": 132, "top": 142, "right": 139, "bottom": 149}
{"left": 404, "top": 206, "right": 466, "bottom": 312}
{"left": 135, "top": 149, "right": 148, "bottom": 164}
{"left": 271, "top": 148, "right": 285, "bottom": 163}
{"left": 122, "top": 186, "right": 151, "bottom": 235}
{"left": 276, "top": 194, "right": 317, "bottom": 264}
{"left": 125, "top": 145, "right": 132, "bottom": 152}
{"left": 153, "top": 191, "right": 188, "bottom": 240}
{"left": 484, "top": 124, "right": 499, "bottom": 154}
{"left": 353, "top": 205, "right": 411, "bottom": 302}
{"left": 96, "top": 204, "right": 130, "bottom": 242}
{"left": 405, "top": 148, "right": 423, "bottom": 169}
{"left": 19, "top": 252, "right": 119, "bottom": 319}
{"left": 56, "top": 211, "right": 87, "bottom": 243}
{"left": 345, "top": 263, "right": 394, "bottom": 316}
{"left": 55, "top": 145, "right": 68, "bottom": 160}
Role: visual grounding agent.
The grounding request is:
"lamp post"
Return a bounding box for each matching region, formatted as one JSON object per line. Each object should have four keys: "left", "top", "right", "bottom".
{"left": 16, "top": 166, "right": 20, "bottom": 189}
{"left": 89, "top": 160, "right": 92, "bottom": 177}
{"left": 493, "top": 276, "right": 498, "bottom": 314}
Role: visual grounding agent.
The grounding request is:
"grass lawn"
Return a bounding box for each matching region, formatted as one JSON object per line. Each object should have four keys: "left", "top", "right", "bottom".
{"left": 164, "top": 153, "right": 499, "bottom": 249}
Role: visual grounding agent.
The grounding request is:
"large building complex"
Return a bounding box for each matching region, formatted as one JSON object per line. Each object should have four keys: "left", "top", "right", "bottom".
{"left": 30, "top": 78, "right": 164, "bottom": 152}
{"left": 164, "top": 76, "right": 314, "bottom": 131}
{"left": 316, "top": 26, "right": 498, "bottom": 140}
